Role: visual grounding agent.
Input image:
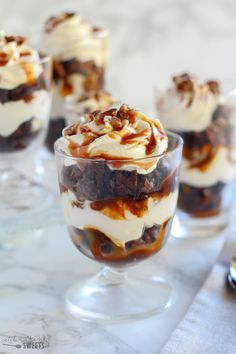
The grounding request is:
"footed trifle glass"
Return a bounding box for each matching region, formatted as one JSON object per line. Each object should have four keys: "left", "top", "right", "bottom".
{"left": 156, "top": 74, "right": 236, "bottom": 238}
{"left": 0, "top": 34, "right": 52, "bottom": 245}
{"left": 54, "top": 105, "right": 182, "bottom": 322}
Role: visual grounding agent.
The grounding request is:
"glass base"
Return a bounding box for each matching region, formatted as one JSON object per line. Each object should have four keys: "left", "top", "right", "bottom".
{"left": 0, "top": 169, "right": 61, "bottom": 249}
{"left": 65, "top": 267, "right": 174, "bottom": 323}
{"left": 171, "top": 209, "right": 228, "bottom": 239}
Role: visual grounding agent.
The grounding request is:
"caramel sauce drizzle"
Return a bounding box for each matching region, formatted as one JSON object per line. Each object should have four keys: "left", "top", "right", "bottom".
{"left": 72, "top": 219, "right": 170, "bottom": 263}
{"left": 20, "top": 50, "right": 31, "bottom": 57}
{"left": 0, "top": 52, "right": 9, "bottom": 66}
{"left": 20, "top": 62, "right": 36, "bottom": 85}
{"left": 183, "top": 145, "right": 218, "bottom": 171}
{"left": 5, "top": 35, "right": 26, "bottom": 46}
{"left": 60, "top": 79, "right": 73, "bottom": 96}
{"left": 64, "top": 105, "right": 167, "bottom": 167}
{"left": 86, "top": 168, "right": 177, "bottom": 221}
{"left": 91, "top": 198, "right": 149, "bottom": 220}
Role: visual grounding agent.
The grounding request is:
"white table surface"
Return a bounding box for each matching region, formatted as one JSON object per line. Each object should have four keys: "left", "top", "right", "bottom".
{"left": 0, "top": 157, "right": 234, "bottom": 354}
{"left": 0, "top": 216, "right": 231, "bottom": 353}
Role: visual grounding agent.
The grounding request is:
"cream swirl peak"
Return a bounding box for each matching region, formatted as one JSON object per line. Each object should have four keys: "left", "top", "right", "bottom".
{"left": 0, "top": 34, "right": 42, "bottom": 89}
{"left": 63, "top": 104, "right": 168, "bottom": 174}
{"left": 43, "top": 12, "right": 107, "bottom": 65}
{"left": 156, "top": 73, "right": 221, "bottom": 132}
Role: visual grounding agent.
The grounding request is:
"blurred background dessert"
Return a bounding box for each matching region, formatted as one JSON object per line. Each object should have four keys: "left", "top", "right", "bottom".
{"left": 1, "top": 0, "right": 235, "bottom": 117}
{"left": 0, "top": 32, "right": 52, "bottom": 246}
{"left": 42, "top": 12, "right": 108, "bottom": 152}
{"left": 156, "top": 73, "right": 236, "bottom": 237}
{"left": 0, "top": 34, "right": 51, "bottom": 154}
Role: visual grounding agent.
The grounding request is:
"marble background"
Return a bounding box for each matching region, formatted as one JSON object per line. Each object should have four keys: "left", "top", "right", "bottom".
{"left": 0, "top": 0, "right": 236, "bottom": 114}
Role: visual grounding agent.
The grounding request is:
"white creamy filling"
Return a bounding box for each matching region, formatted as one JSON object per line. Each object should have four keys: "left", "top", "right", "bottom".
{"left": 156, "top": 88, "right": 220, "bottom": 132}
{"left": 0, "top": 62, "right": 42, "bottom": 90}
{"left": 180, "top": 147, "right": 236, "bottom": 187}
{"left": 63, "top": 37, "right": 107, "bottom": 67}
{"left": 62, "top": 190, "right": 178, "bottom": 246}
{"left": 0, "top": 90, "right": 51, "bottom": 136}
{"left": 44, "top": 15, "right": 107, "bottom": 66}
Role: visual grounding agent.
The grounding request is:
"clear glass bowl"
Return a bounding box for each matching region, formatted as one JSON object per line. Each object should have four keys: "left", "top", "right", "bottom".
{"left": 55, "top": 132, "right": 183, "bottom": 322}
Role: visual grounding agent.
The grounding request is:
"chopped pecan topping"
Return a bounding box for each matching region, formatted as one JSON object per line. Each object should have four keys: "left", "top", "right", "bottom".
{"left": 207, "top": 80, "right": 220, "bottom": 94}
{"left": 173, "top": 73, "right": 221, "bottom": 96}
{"left": 88, "top": 104, "right": 138, "bottom": 128}
{"left": 20, "top": 50, "right": 31, "bottom": 57}
{"left": 173, "top": 73, "right": 195, "bottom": 93}
{"left": 117, "top": 104, "right": 137, "bottom": 123}
{"left": 5, "top": 35, "right": 26, "bottom": 46}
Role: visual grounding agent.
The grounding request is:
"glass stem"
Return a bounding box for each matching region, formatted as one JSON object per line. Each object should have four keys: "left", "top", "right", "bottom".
{"left": 100, "top": 266, "right": 128, "bottom": 284}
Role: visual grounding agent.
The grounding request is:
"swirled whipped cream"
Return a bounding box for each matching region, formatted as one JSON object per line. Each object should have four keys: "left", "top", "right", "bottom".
{"left": 44, "top": 12, "right": 107, "bottom": 66}
{"left": 63, "top": 104, "right": 168, "bottom": 174}
{"left": 156, "top": 73, "right": 221, "bottom": 132}
{"left": 0, "top": 34, "right": 42, "bottom": 89}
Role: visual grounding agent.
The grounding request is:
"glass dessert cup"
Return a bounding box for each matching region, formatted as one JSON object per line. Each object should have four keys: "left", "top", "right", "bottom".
{"left": 0, "top": 55, "right": 53, "bottom": 246}
{"left": 156, "top": 78, "right": 236, "bottom": 239}
{"left": 55, "top": 132, "right": 183, "bottom": 322}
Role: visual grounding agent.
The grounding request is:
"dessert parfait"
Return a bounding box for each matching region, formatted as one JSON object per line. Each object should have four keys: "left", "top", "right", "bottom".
{"left": 54, "top": 104, "right": 183, "bottom": 320}
{"left": 57, "top": 104, "right": 181, "bottom": 265}
{"left": 43, "top": 12, "right": 108, "bottom": 152}
{"left": 0, "top": 34, "right": 51, "bottom": 156}
{"left": 156, "top": 73, "right": 236, "bottom": 236}
{"left": 0, "top": 33, "right": 52, "bottom": 245}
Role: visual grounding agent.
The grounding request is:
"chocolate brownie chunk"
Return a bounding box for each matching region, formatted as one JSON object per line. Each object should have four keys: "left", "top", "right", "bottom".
{"left": 179, "top": 105, "right": 232, "bottom": 152}
{"left": 70, "top": 220, "right": 171, "bottom": 266}
{"left": 0, "top": 74, "right": 47, "bottom": 104}
{"left": 61, "top": 156, "right": 176, "bottom": 202}
{"left": 45, "top": 118, "right": 66, "bottom": 152}
{"left": 0, "top": 118, "right": 39, "bottom": 152}
{"left": 178, "top": 182, "right": 225, "bottom": 216}
{"left": 53, "top": 58, "right": 104, "bottom": 91}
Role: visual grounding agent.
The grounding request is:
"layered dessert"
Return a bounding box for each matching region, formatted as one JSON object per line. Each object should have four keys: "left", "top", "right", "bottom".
{"left": 156, "top": 73, "right": 236, "bottom": 217}
{"left": 43, "top": 12, "right": 108, "bottom": 152}
{"left": 0, "top": 34, "right": 51, "bottom": 153}
{"left": 56, "top": 104, "right": 181, "bottom": 266}
{"left": 45, "top": 90, "right": 114, "bottom": 151}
